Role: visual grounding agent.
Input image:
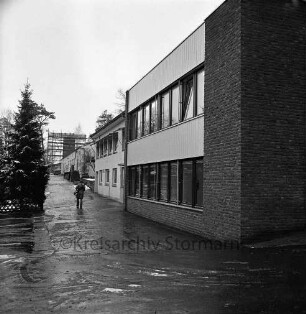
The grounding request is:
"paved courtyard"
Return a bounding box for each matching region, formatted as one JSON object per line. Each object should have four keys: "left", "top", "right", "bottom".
{"left": 0, "top": 175, "right": 305, "bottom": 313}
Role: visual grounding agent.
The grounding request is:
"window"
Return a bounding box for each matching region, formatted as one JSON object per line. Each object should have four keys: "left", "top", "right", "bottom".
{"left": 105, "top": 169, "right": 110, "bottom": 185}
{"left": 161, "top": 91, "right": 170, "bottom": 129}
{"left": 108, "top": 135, "right": 113, "bottom": 154}
{"left": 171, "top": 85, "right": 179, "bottom": 125}
{"left": 99, "top": 170, "right": 103, "bottom": 185}
{"left": 113, "top": 132, "right": 118, "bottom": 153}
{"left": 122, "top": 128, "right": 125, "bottom": 151}
{"left": 100, "top": 141, "right": 104, "bottom": 158}
{"left": 103, "top": 138, "right": 108, "bottom": 156}
{"left": 129, "top": 111, "right": 137, "bottom": 141}
{"left": 143, "top": 104, "right": 150, "bottom": 135}
{"left": 129, "top": 167, "right": 136, "bottom": 196}
{"left": 149, "top": 164, "right": 157, "bottom": 199}
{"left": 195, "top": 159, "right": 203, "bottom": 207}
{"left": 150, "top": 99, "right": 158, "bottom": 133}
{"left": 141, "top": 165, "right": 149, "bottom": 198}
{"left": 181, "top": 160, "right": 193, "bottom": 205}
{"left": 127, "top": 66, "right": 203, "bottom": 143}
{"left": 170, "top": 161, "right": 178, "bottom": 202}
{"left": 112, "top": 168, "right": 117, "bottom": 186}
{"left": 99, "top": 170, "right": 102, "bottom": 185}
{"left": 128, "top": 158, "right": 203, "bottom": 209}
{"left": 135, "top": 166, "right": 140, "bottom": 196}
{"left": 159, "top": 163, "right": 168, "bottom": 201}
{"left": 120, "top": 166, "right": 125, "bottom": 188}
{"left": 137, "top": 109, "right": 142, "bottom": 138}
{"left": 96, "top": 142, "right": 100, "bottom": 158}
{"left": 181, "top": 77, "right": 194, "bottom": 121}
{"left": 196, "top": 69, "right": 204, "bottom": 115}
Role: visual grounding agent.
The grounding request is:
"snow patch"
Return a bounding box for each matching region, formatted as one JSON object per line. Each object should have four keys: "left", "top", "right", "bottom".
{"left": 143, "top": 271, "right": 168, "bottom": 277}
{"left": 128, "top": 284, "right": 141, "bottom": 288}
{"left": 103, "top": 288, "right": 125, "bottom": 293}
{"left": 0, "top": 254, "right": 15, "bottom": 260}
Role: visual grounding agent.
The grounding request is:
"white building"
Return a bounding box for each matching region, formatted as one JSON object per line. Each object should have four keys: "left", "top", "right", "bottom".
{"left": 61, "top": 141, "right": 95, "bottom": 179}
{"left": 91, "top": 113, "right": 125, "bottom": 203}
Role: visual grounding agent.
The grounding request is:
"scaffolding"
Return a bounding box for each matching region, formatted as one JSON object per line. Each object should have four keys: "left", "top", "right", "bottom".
{"left": 47, "top": 131, "right": 86, "bottom": 165}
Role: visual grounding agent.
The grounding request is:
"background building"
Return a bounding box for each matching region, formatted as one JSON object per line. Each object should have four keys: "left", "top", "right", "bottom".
{"left": 125, "top": 0, "right": 306, "bottom": 242}
{"left": 60, "top": 140, "right": 95, "bottom": 180}
{"left": 91, "top": 113, "right": 125, "bottom": 203}
{"left": 46, "top": 131, "right": 86, "bottom": 165}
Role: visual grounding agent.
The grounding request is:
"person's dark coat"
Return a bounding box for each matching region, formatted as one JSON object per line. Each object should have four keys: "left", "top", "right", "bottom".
{"left": 75, "top": 182, "right": 85, "bottom": 199}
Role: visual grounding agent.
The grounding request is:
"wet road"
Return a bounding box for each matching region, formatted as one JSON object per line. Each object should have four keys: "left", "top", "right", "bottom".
{"left": 0, "top": 175, "right": 306, "bottom": 313}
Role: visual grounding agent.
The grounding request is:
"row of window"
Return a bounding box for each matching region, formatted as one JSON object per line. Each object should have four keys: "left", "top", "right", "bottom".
{"left": 96, "top": 130, "right": 125, "bottom": 159}
{"left": 128, "top": 157, "right": 203, "bottom": 208}
{"left": 129, "top": 68, "right": 204, "bottom": 141}
{"left": 98, "top": 167, "right": 125, "bottom": 187}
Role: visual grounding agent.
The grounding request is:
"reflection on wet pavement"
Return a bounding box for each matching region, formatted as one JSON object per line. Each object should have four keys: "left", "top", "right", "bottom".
{"left": 0, "top": 175, "right": 306, "bottom": 313}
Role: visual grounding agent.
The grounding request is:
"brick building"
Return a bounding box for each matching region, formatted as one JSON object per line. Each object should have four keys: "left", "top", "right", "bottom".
{"left": 125, "top": 0, "right": 306, "bottom": 242}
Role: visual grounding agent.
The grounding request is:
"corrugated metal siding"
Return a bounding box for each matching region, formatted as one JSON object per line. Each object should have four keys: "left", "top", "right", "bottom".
{"left": 129, "top": 23, "right": 205, "bottom": 112}
{"left": 127, "top": 116, "right": 204, "bottom": 165}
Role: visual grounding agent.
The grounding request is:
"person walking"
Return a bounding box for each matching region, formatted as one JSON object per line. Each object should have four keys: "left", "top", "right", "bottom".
{"left": 75, "top": 180, "right": 86, "bottom": 209}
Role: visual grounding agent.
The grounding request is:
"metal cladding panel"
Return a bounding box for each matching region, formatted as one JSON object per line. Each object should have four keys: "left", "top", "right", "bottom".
{"left": 128, "top": 23, "right": 205, "bottom": 112}
{"left": 127, "top": 116, "right": 204, "bottom": 165}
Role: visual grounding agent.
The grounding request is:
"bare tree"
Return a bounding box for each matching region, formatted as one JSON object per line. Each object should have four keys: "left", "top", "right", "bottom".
{"left": 115, "top": 88, "right": 126, "bottom": 114}
{"left": 0, "top": 108, "right": 14, "bottom": 124}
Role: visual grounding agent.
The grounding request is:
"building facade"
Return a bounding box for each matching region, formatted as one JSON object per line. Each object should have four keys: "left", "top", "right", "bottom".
{"left": 61, "top": 141, "right": 95, "bottom": 179}
{"left": 125, "top": 0, "right": 306, "bottom": 242}
{"left": 47, "top": 131, "right": 86, "bottom": 165}
{"left": 91, "top": 113, "right": 125, "bottom": 203}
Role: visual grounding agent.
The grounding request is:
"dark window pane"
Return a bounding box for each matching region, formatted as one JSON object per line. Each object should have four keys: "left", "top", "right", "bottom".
{"left": 137, "top": 109, "right": 142, "bottom": 138}
{"left": 96, "top": 142, "right": 99, "bottom": 158}
{"left": 135, "top": 166, "right": 140, "bottom": 196}
{"left": 170, "top": 162, "right": 177, "bottom": 202}
{"left": 181, "top": 160, "right": 192, "bottom": 205}
{"left": 161, "top": 91, "right": 170, "bottom": 129}
{"left": 197, "top": 69, "right": 204, "bottom": 115}
{"left": 150, "top": 100, "right": 158, "bottom": 133}
{"left": 149, "top": 164, "right": 157, "bottom": 199}
{"left": 195, "top": 159, "right": 203, "bottom": 206}
{"left": 129, "top": 167, "right": 135, "bottom": 196}
{"left": 171, "top": 85, "right": 179, "bottom": 125}
{"left": 108, "top": 135, "right": 112, "bottom": 154}
{"left": 122, "top": 129, "right": 125, "bottom": 151}
{"left": 113, "top": 132, "right": 118, "bottom": 152}
{"left": 159, "top": 163, "right": 168, "bottom": 201}
{"left": 129, "top": 112, "right": 137, "bottom": 140}
{"left": 104, "top": 138, "right": 108, "bottom": 155}
{"left": 142, "top": 165, "right": 149, "bottom": 198}
{"left": 143, "top": 104, "right": 150, "bottom": 135}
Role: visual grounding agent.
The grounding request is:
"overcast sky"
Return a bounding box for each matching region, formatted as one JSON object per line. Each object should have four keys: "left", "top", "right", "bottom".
{"left": 0, "top": 0, "right": 224, "bottom": 137}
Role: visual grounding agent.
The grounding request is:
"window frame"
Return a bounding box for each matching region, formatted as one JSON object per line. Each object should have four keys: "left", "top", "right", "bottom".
{"left": 120, "top": 166, "right": 125, "bottom": 188}
{"left": 196, "top": 68, "right": 204, "bottom": 116}
{"left": 113, "top": 132, "right": 118, "bottom": 153}
{"left": 128, "top": 158, "right": 203, "bottom": 209}
{"left": 108, "top": 134, "right": 113, "bottom": 155}
{"left": 105, "top": 169, "right": 110, "bottom": 185}
{"left": 99, "top": 170, "right": 103, "bottom": 185}
{"left": 181, "top": 75, "right": 195, "bottom": 122}
{"left": 112, "top": 168, "right": 117, "bottom": 186}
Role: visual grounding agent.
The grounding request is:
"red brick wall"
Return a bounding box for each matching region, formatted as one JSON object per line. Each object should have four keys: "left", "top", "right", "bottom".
{"left": 240, "top": 0, "right": 306, "bottom": 239}
{"left": 127, "top": 198, "right": 204, "bottom": 236}
{"left": 203, "top": 0, "right": 242, "bottom": 241}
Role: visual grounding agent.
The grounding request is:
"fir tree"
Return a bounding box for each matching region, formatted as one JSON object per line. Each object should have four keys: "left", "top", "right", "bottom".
{"left": 3, "top": 83, "right": 54, "bottom": 210}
